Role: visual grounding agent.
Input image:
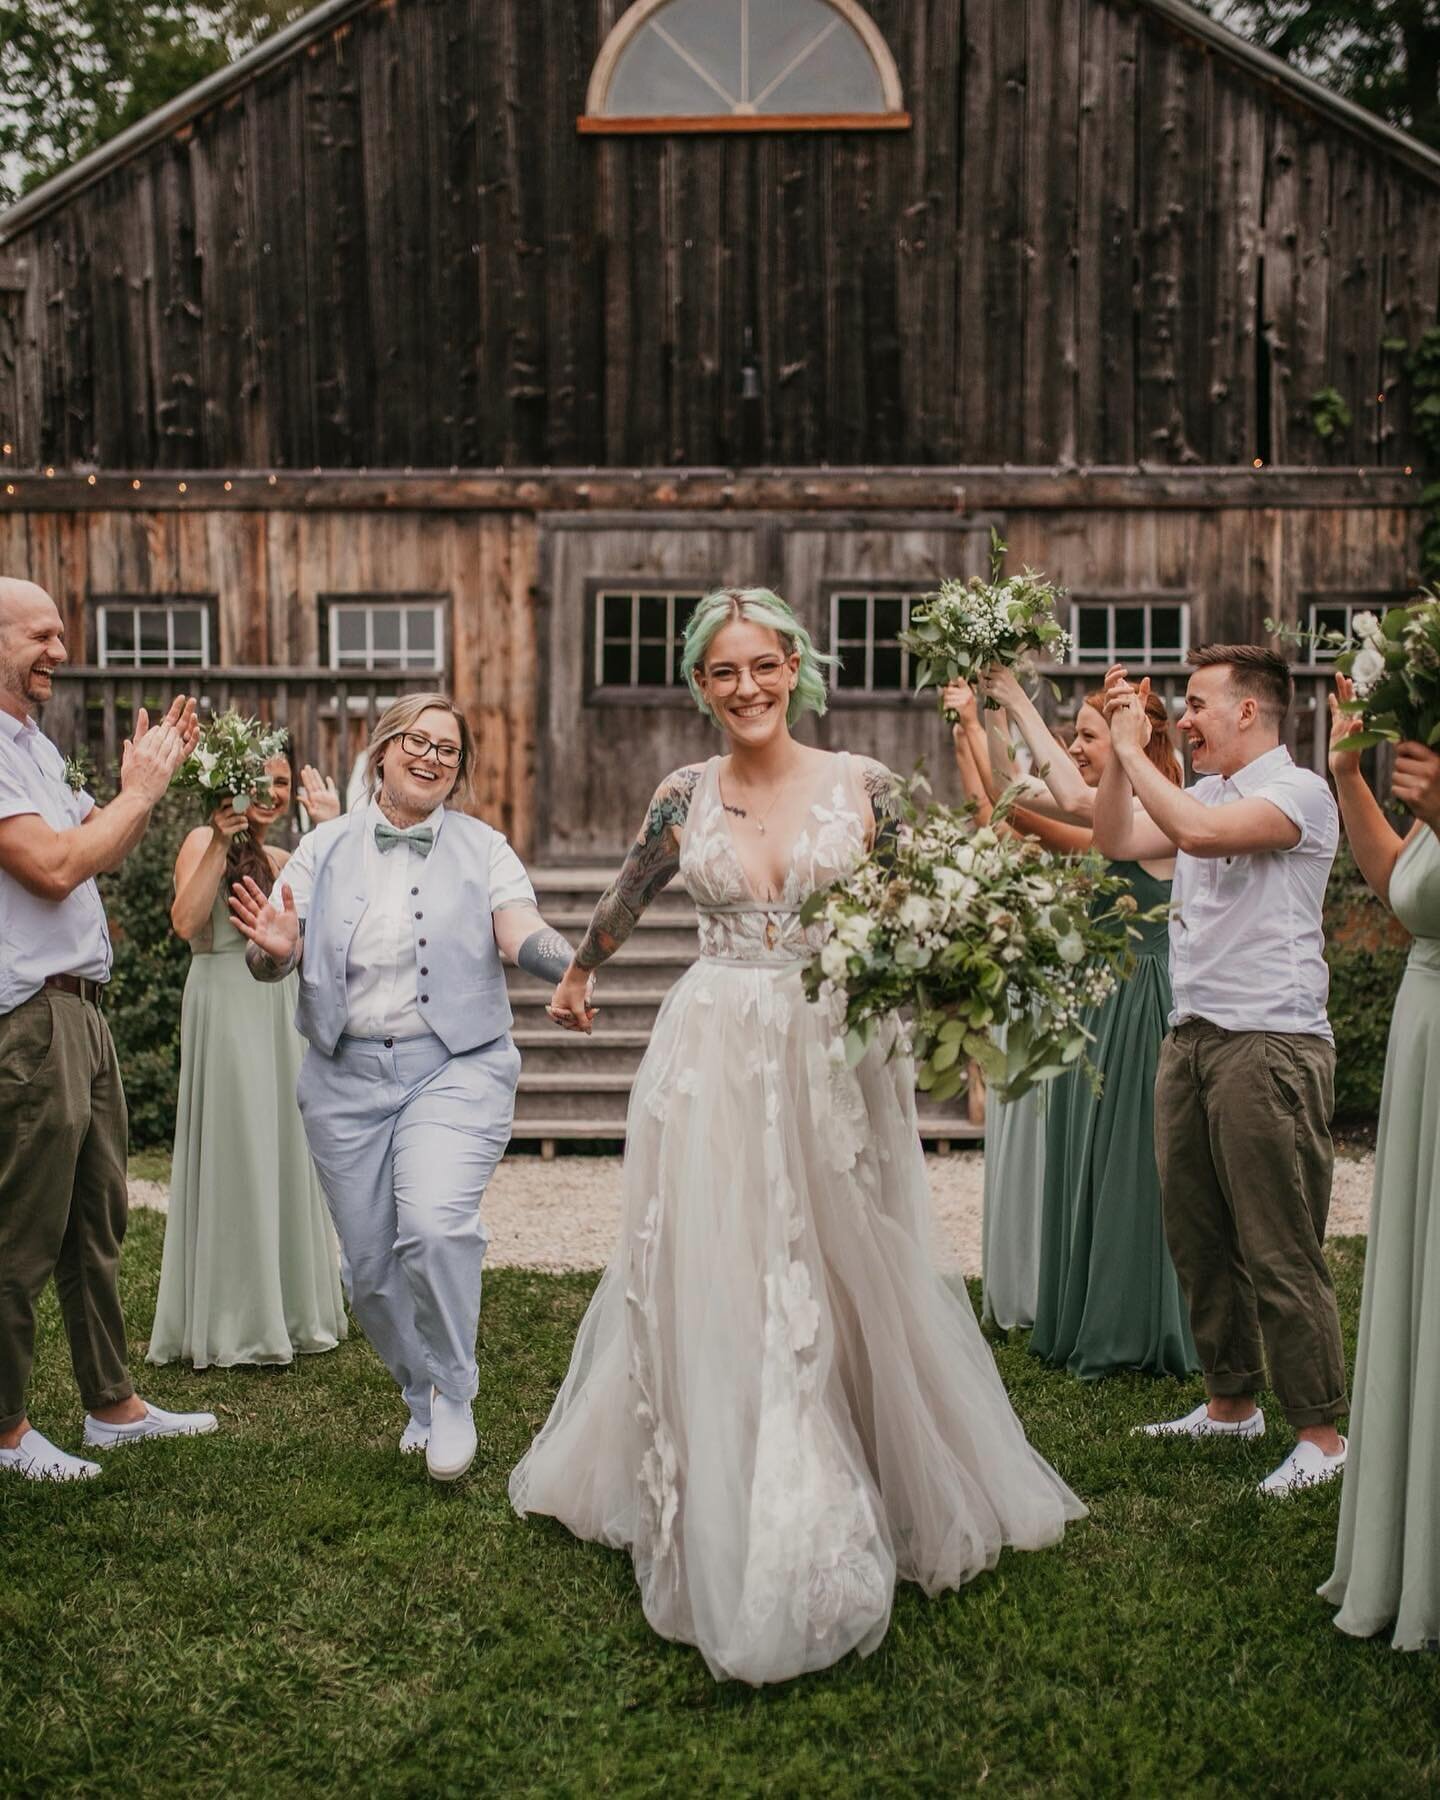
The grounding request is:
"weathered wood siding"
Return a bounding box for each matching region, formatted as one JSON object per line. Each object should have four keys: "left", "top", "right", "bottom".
{"left": 2, "top": 0, "right": 1437, "bottom": 474}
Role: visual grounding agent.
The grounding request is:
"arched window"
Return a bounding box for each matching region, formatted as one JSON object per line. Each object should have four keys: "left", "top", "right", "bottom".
{"left": 580, "top": 0, "right": 908, "bottom": 135}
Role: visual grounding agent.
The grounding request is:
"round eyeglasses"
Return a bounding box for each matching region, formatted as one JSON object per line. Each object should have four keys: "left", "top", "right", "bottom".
{"left": 702, "top": 655, "right": 794, "bottom": 697}
{"left": 398, "top": 730, "right": 462, "bottom": 767}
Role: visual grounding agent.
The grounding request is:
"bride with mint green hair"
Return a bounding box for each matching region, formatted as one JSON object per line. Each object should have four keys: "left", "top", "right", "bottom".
{"left": 510, "top": 585, "right": 1084, "bottom": 1686}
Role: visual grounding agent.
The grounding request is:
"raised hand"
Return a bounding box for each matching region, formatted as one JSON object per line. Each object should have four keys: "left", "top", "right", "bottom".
{"left": 1327, "top": 672, "right": 1364, "bottom": 778}
{"left": 120, "top": 696, "right": 195, "bottom": 804}
{"left": 229, "top": 876, "right": 300, "bottom": 964}
{"left": 1392, "top": 741, "right": 1440, "bottom": 828}
{"left": 942, "top": 679, "right": 979, "bottom": 737}
{"left": 1107, "top": 691, "right": 1152, "bottom": 755}
{"left": 979, "top": 665, "right": 1027, "bottom": 712}
{"left": 209, "top": 800, "right": 250, "bottom": 843}
{"left": 298, "top": 765, "right": 341, "bottom": 823}
{"left": 546, "top": 963, "right": 598, "bottom": 1035}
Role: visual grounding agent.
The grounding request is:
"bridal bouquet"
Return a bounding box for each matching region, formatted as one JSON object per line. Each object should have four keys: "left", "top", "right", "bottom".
{"left": 800, "top": 788, "right": 1149, "bottom": 1104}
{"left": 171, "top": 710, "right": 288, "bottom": 812}
{"left": 1307, "top": 593, "right": 1440, "bottom": 751}
{"left": 900, "top": 531, "right": 1071, "bottom": 709}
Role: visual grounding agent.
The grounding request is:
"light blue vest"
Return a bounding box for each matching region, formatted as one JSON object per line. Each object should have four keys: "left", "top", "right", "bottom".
{"left": 295, "top": 806, "right": 514, "bottom": 1056}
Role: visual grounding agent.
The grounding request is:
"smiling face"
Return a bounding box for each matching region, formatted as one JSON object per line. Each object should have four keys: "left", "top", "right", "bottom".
{"left": 245, "top": 755, "right": 293, "bottom": 832}
{"left": 1068, "top": 704, "right": 1112, "bottom": 788}
{"left": 1178, "top": 666, "right": 1250, "bottom": 777}
{"left": 0, "top": 580, "right": 67, "bottom": 718}
{"left": 378, "top": 704, "right": 462, "bottom": 817}
{"left": 696, "top": 618, "right": 800, "bottom": 750}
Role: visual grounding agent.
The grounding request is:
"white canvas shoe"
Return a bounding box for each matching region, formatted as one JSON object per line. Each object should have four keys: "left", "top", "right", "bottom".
{"left": 0, "top": 1428, "right": 102, "bottom": 1482}
{"left": 399, "top": 1417, "right": 430, "bottom": 1456}
{"left": 1133, "top": 1402, "right": 1266, "bottom": 1439}
{"left": 1258, "top": 1438, "right": 1347, "bottom": 1498}
{"left": 426, "top": 1389, "right": 476, "bottom": 1482}
{"left": 83, "top": 1401, "right": 218, "bottom": 1449}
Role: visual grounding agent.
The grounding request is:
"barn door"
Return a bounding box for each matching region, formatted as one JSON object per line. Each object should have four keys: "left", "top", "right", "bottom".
{"left": 535, "top": 513, "right": 997, "bottom": 861}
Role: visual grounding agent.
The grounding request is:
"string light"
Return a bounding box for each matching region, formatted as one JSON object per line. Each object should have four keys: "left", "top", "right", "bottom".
{"left": 43, "top": 466, "right": 54, "bottom": 477}
{"left": 223, "top": 479, "right": 233, "bottom": 491}
{"left": 3, "top": 484, "right": 13, "bottom": 496}
{"left": 87, "top": 473, "right": 96, "bottom": 485}
{"left": 267, "top": 474, "right": 277, "bottom": 485}
{"left": 1405, "top": 465, "right": 1414, "bottom": 475}
{"left": 1252, "top": 457, "right": 1263, "bottom": 468}
{"left": 2, "top": 443, "right": 11, "bottom": 455}
{"left": 177, "top": 480, "right": 187, "bottom": 493}
{"left": 131, "top": 478, "right": 142, "bottom": 490}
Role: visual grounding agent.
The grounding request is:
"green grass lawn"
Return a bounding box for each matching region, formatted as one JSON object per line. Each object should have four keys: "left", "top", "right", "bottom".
{"left": 2, "top": 1218, "right": 1435, "bottom": 1800}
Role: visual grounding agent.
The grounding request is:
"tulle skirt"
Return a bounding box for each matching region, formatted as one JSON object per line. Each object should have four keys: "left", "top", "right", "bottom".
{"left": 509, "top": 956, "right": 1086, "bottom": 1685}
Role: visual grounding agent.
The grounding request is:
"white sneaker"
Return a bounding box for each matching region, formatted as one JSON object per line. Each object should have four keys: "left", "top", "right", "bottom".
{"left": 426, "top": 1388, "right": 476, "bottom": 1482}
{"left": 0, "top": 1428, "right": 102, "bottom": 1482}
{"left": 83, "top": 1400, "right": 219, "bottom": 1449}
{"left": 1258, "top": 1438, "right": 1347, "bottom": 1498}
{"left": 399, "top": 1417, "right": 429, "bottom": 1456}
{"left": 1133, "top": 1402, "right": 1266, "bottom": 1439}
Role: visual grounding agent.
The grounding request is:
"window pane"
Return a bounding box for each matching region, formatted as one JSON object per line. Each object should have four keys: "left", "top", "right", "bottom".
{"left": 871, "top": 644, "right": 903, "bottom": 690}
{"left": 407, "top": 608, "right": 437, "bottom": 654}
{"left": 335, "top": 610, "right": 367, "bottom": 655}
{"left": 674, "top": 594, "right": 701, "bottom": 641}
{"left": 638, "top": 594, "right": 667, "bottom": 639}
{"left": 835, "top": 648, "right": 866, "bottom": 689}
{"left": 1312, "top": 606, "right": 1352, "bottom": 637}
{"left": 1150, "top": 606, "right": 1184, "bottom": 654}
{"left": 103, "top": 610, "right": 135, "bottom": 656}
{"left": 602, "top": 642, "right": 632, "bottom": 686}
{"left": 370, "top": 609, "right": 402, "bottom": 656}
{"left": 608, "top": 19, "right": 734, "bottom": 116}
{"left": 1075, "top": 608, "right": 1109, "bottom": 654}
{"left": 835, "top": 596, "right": 868, "bottom": 641}
{"left": 138, "top": 610, "right": 169, "bottom": 658}
{"left": 636, "top": 643, "right": 668, "bottom": 686}
{"left": 1113, "top": 607, "right": 1147, "bottom": 657}
{"left": 171, "top": 608, "right": 204, "bottom": 654}
{"left": 754, "top": 6, "right": 886, "bottom": 113}
{"left": 603, "top": 593, "right": 633, "bottom": 638}
{"left": 872, "top": 597, "right": 903, "bottom": 642}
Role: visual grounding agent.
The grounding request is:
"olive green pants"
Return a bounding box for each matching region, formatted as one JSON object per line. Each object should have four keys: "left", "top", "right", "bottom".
{"left": 0, "top": 990, "right": 134, "bottom": 1433}
{"left": 1154, "top": 1019, "right": 1347, "bottom": 1429}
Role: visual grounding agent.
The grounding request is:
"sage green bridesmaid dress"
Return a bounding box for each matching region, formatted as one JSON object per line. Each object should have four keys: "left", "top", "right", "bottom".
{"left": 1321, "top": 823, "right": 1440, "bottom": 1651}
{"left": 1030, "top": 861, "right": 1198, "bottom": 1380}
{"left": 148, "top": 890, "right": 346, "bottom": 1367}
{"left": 981, "top": 1017, "right": 1045, "bottom": 1331}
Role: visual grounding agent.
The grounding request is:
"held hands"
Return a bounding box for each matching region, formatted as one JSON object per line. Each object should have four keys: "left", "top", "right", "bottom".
{"left": 1105, "top": 674, "right": 1153, "bottom": 755}
{"left": 120, "top": 695, "right": 199, "bottom": 804}
{"left": 1392, "top": 741, "right": 1440, "bottom": 828}
{"left": 299, "top": 765, "right": 341, "bottom": 823}
{"left": 1327, "top": 673, "right": 1364, "bottom": 778}
{"left": 547, "top": 962, "right": 598, "bottom": 1035}
{"left": 229, "top": 876, "right": 300, "bottom": 964}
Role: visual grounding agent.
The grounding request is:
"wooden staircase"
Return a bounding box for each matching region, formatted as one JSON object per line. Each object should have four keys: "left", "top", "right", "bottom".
{"left": 508, "top": 869, "right": 982, "bottom": 1149}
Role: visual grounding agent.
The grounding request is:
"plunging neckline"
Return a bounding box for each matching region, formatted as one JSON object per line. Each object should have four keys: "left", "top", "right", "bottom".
{"left": 715, "top": 751, "right": 847, "bottom": 905}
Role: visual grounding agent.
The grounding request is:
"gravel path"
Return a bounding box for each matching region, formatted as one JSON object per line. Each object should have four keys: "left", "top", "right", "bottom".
{"left": 128, "top": 1149, "right": 1376, "bottom": 1278}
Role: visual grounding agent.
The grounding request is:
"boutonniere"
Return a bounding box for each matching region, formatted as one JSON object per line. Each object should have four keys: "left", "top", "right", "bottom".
{"left": 62, "top": 750, "right": 93, "bottom": 794}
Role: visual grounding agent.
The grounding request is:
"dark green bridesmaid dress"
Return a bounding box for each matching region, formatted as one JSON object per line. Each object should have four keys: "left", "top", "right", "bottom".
{"left": 1030, "top": 860, "right": 1198, "bottom": 1380}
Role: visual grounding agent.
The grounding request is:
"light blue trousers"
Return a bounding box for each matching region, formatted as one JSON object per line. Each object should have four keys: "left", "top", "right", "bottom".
{"left": 296, "top": 1030, "right": 520, "bottom": 1422}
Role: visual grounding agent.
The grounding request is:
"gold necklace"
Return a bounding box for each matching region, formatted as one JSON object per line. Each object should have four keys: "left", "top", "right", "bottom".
{"left": 720, "top": 774, "right": 787, "bottom": 835}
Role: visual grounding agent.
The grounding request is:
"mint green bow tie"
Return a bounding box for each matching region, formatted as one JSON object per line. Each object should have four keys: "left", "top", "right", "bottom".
{"left": 374, "top": 821, "right": 435, "bottom": 857}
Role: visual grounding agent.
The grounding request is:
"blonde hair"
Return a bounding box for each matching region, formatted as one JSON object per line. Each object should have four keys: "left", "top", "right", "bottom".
{"left": 364, "top": 693, "right": 474, "bottom": 805}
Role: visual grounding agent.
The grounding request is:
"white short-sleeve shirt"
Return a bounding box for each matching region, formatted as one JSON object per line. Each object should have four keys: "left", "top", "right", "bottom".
{"left": 276, "top": 800, "right": 535, "bottom": 1039}
{"left": 1168, "top": 745, "right": 1338, "bottom": 1041}
{"left": 0, "top": 712, "right": 112, "bottom": 1010}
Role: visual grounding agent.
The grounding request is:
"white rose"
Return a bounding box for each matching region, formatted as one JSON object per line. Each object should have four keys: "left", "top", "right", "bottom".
{"left": 953, "top": 846, "right": 975, "bottom": 874}
{"left": 972, "top": 826, "right": 998, "bottom": 849}
{"left": 1057, "top": 932, "right": 1085, "bottom": 965}
{"left": 1351, "top": 644, "right": 1386, "bottom": 695}
{"left": 820, "top": 940, "right": 851, "bottom": 981}
{"left": 836, "top": 914, "right": 873, "bottom": 952}
{"left": 1351, "top": 610, "right": 1383, "bottom": 646}
{"left": 899, "top": 895, "right": 935, "bottom": 932}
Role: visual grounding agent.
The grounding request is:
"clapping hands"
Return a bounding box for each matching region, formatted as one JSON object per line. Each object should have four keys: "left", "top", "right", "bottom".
{"left": 121, "top": 695, "right": 199, "bottom": 804}
{"left": 1103, "top": 666, "right": 1153, "bottom": 754}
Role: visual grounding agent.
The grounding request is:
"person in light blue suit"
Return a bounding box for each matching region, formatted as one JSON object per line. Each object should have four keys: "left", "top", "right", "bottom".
{"left": 231, "top": 693, "right": 579, "bottom": 1482}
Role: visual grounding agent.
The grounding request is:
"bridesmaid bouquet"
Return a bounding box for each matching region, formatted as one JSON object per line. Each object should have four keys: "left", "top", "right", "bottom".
{"left": 1269, "top": 591, "right": 1440, "bottom": 749}
{"left": 801, "top": 790, "right": 1148, "bottom": 1105}
{"left": 900, "top": 531, "right": 1071, "bottom": 710}
{"left": 171, "top": 710, "right": 288, "bottom": 813}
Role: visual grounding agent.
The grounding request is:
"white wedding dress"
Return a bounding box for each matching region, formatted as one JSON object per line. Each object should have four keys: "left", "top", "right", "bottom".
{"left": 509, "top": 753, "right": 1086, "bottom": 1684}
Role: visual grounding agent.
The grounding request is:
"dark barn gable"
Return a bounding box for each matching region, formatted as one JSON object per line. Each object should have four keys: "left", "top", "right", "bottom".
{"left": 1, "top": 0, "right": 1438, "bottom": 474}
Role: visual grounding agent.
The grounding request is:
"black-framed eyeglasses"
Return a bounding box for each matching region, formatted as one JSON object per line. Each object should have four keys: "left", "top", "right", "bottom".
{"left": 398, "top": 730, "right": 462, "bottom": 767}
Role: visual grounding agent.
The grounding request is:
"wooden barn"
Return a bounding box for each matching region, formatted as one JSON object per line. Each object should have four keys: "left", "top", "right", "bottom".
{"left": 1, "top": 0, "right": 1437, "bottom": 1137}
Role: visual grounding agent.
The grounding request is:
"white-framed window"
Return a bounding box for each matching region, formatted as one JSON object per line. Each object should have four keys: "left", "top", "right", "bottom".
{"left": 581, "top": 0, "right": 908, "bottom": 133}
{"left": 326, "top": 597, "right": 446, "bottom": 672}
{"left": 1304, "top": 595, "right": 1409, "bottom": 661}
{"left": 830, "top": 588, "right": 920, "bottom": 692}
{"left": 1068, "top": 597, "right": 1191, "bottom": 667}
{"left": 592, "top": 586, "right": 705, "bottom": 689}
{"left": 95, "top": 599, "right": 212, "bottom": 668}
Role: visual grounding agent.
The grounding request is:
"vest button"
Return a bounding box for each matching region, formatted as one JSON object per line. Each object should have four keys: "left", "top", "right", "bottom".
{"left": 420, "top": 967, "right": 429, "bottom": 976}
{"left": 411, "top": 886, "right": 419, "bottom": 896}
{"left": 414, "top": 911, "right": 422, "bottom": 919}
{"left": 418, "top": 937, "right": 427, "bottom": 947}
{"left": 420, "top": 994, "right": 429, "bottom": 1004}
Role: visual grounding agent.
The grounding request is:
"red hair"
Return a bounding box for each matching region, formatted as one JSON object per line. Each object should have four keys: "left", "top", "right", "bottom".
{"left": 1083, "top": 689, "right": 1183, "bottom": 786}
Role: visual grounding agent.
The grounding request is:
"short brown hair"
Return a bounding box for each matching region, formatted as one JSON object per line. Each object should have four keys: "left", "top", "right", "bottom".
{"left": 364, "top": 692, "right": 474, "bottom": 805}
{"left": 1185, "top": 644, "right": 1293, "bottom": 724}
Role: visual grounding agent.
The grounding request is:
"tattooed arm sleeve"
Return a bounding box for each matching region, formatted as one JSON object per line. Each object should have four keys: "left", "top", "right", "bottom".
{"left": 575, "top": 766, "right": 703, "bottom": 971}
{"left": 857, "top": 757, "right": 906, "bottom": 855}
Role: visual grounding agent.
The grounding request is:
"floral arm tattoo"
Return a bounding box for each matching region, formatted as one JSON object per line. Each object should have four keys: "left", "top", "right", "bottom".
{"left": 575, "top": 767, "right": 702, "bottom": 970}
{"left": 860, "top": 759, "right": 905, "bottom": 855}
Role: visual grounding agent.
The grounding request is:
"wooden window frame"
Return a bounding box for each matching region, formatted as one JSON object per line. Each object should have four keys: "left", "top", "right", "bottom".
{"left": 90, "top": 593, "right": 218, "bottom": 669}
{"left": 585, "top": 579, "right": 708, "bottom": 707}
{"left": 321, "top": 593, "right": 449, "bottom": 676}
{"left": 1066, "top": 593, "right": 1193, "bottom": 668}
{"left": 824, "top": 581, "right": 933, "bottom": 706}
{"left": 579, "top": 0, "right": 909, "bottom": 135}
{"left": 1303, "top": 591, "right": 1412, "bottom": 663}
